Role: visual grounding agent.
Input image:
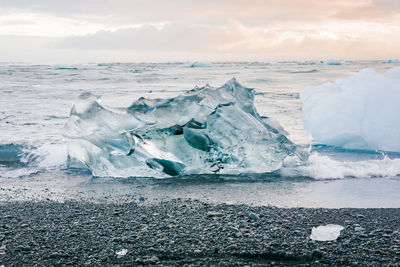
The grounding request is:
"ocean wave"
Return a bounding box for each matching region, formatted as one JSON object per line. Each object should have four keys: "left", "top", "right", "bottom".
{"left": 0, "top": 144, "right": 33, "bottom": 167}
{"left": 177, "top": 62, "right": 213, "bottom": 68}
{"left": 290, "top": 69, "right": 319, "bottom": 74}
{"left": 281, "top": 152, "right": 400, "bottom": 180}
{"left": 0, "top": 143, "right": 67, "bottom": 178}
{"left": 2, "top": 141, "right": 400, "bottom": 180}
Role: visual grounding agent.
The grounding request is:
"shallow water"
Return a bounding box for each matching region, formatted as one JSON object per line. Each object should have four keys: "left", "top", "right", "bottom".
{"left": 1, "top": 61, "right": 400, "bottom": 207}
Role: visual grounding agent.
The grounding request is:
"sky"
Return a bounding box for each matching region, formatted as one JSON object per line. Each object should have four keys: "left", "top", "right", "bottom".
{"left": 0, "top": 0, "right": 399, "bottom": 63}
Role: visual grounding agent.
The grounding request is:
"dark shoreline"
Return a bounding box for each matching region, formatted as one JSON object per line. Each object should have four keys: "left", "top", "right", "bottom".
{"left": 1, "top": 199, "right": 400, "bottom": 266}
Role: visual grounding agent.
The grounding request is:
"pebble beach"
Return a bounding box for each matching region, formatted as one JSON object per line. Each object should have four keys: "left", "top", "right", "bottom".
{"left": 1, "top": 199, "right": 399, "bottom": 266}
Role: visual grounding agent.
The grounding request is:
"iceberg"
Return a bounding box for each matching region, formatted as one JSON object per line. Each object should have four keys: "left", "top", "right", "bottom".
{"left": 324, "top": 59, "right": 342, "bottom": 65}
{"left": 64, "top": 79, "right": 306, "bottom": 178}
{"left": 301, "top": 67, "right": 400, "bottom": 152}
{"left": 382, "top": 59, "right": 400, "bottom": 64}
{"left": 178, "top": 61, "right": 213, "bottom": 68}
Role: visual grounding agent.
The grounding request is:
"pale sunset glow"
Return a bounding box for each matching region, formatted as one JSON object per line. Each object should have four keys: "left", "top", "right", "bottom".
{"left": 0, "top": 0, "right": 399, "bottom": 62}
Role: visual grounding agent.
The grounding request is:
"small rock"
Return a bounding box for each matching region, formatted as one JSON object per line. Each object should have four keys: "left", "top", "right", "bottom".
{"left": 207, "top": 211, "right": 224, "bottom": 217}
{"left": 14, "top": 245, "right": 30, "bottom": 252}
{"left": 355, "top": 227, "right": 364, "bottom": 232}
{"left": 0, "top": 245, "right": 6, "bottom": 255}
{"left": 232, "top": 231, "right": 241, "bottom": 238}
{"left": 143, "top": 256, "right": 159, "bottom": 264}
{"left": 226, "top": 244, "right": 238, "bottom": 250}
{"left": 227, "top": 226, "right": 239, "bottom": 232}
{"left": 112, "top": 237, "right": 122, "bottom": 242}
{"left": 150, "top": 256, "right": 159, "bottom": 262}
{"left": 248, "top": 213, "right": 260, "bottom": 221}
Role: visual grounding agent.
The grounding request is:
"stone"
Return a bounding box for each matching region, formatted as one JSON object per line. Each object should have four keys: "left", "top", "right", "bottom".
{"left": 248, "top": 213, "right": 260, "bottom": 221}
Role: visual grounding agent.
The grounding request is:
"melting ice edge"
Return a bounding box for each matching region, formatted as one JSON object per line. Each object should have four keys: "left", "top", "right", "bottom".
{"left": 63, "top": 78, "right": 307, "bottom": 178}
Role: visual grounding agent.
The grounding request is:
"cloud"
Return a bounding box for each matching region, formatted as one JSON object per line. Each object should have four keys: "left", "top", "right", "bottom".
{"left": 56, "top": 22, "right": 244, "bottom": 52}
{"left": 332, "top": 0, "right": 400, "bottom": 21}
{"left": 373, "top": 0, "right": 400, "bottom": 9}
{"left": 0, "top": 0, "right": 399, "bottom": 62}
{"left": 1, "top": 0, "right": 396, "bottom": 25}
{"left": 53, "top": 20, "right": 400, "bottom": 60}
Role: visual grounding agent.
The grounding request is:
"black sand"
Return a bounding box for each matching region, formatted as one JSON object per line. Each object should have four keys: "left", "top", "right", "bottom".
{"left": 1, "top": 199, "right": 400, "bottom": 266}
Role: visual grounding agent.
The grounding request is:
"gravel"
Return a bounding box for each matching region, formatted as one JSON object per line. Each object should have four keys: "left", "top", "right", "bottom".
{"left": 0, "top": 199, "right": 400, "bottom": 266}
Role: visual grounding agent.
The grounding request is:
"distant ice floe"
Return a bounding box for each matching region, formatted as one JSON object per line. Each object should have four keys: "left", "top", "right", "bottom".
{"left": 310, "top": 224, "right": 344, "bottom": 241}
{"left": 325, "top": 59, "right": 342, "bottom": 65}
{"left": 301, "top": 67, "right": 400, "bottom": 152}
{"left": 262, "top": 60, "right": 350, "bottom": 66}
{"left": 63, "top": 78, "right": 307, "bottom": 178}
{"left": 178, "top": 61, "right": 213, "bottom": 68}
{"left": 300, "top": 60, "right": 350, "bottom": 66}
{"left": 382, "top": 59, "right": 400, "bottom": 64}
{"left": 301, "top": 60, "right": 324, "bottom": 65}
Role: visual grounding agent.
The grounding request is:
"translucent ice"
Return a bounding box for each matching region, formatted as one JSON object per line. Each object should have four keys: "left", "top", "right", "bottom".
{"left": 64, "top": 78, "right": 306, "bottom": 178}
{"left": 115, "top": 248, "right": 128, "bottom": 256}
{"left": 301, "top": 67, "right": 400, "bottom": 152}
{"left": 310, "top": 224, "right": 344, "bottom": 241}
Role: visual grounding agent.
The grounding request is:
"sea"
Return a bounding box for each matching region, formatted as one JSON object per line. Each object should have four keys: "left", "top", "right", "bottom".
{"left": 1, "top": 61, "right": 400, "bottom": 208}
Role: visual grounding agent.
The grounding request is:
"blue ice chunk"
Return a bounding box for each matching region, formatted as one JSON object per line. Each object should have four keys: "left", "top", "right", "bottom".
{"left": 64, "top": 79, "right": 307, "bottom": 177}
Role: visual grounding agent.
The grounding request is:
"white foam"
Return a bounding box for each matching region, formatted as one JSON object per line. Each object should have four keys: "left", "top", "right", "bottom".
{"left": 282, "top": 152, "right": 400, "bottom": 179}
{"left": 0, "top": 167, "right": 39, "bottom": 178}
{"left": 0, "top": 143, "right": 68, "bottom": 178}
{"left": 35, "top": 143, "right": 68, "bottom": 169}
